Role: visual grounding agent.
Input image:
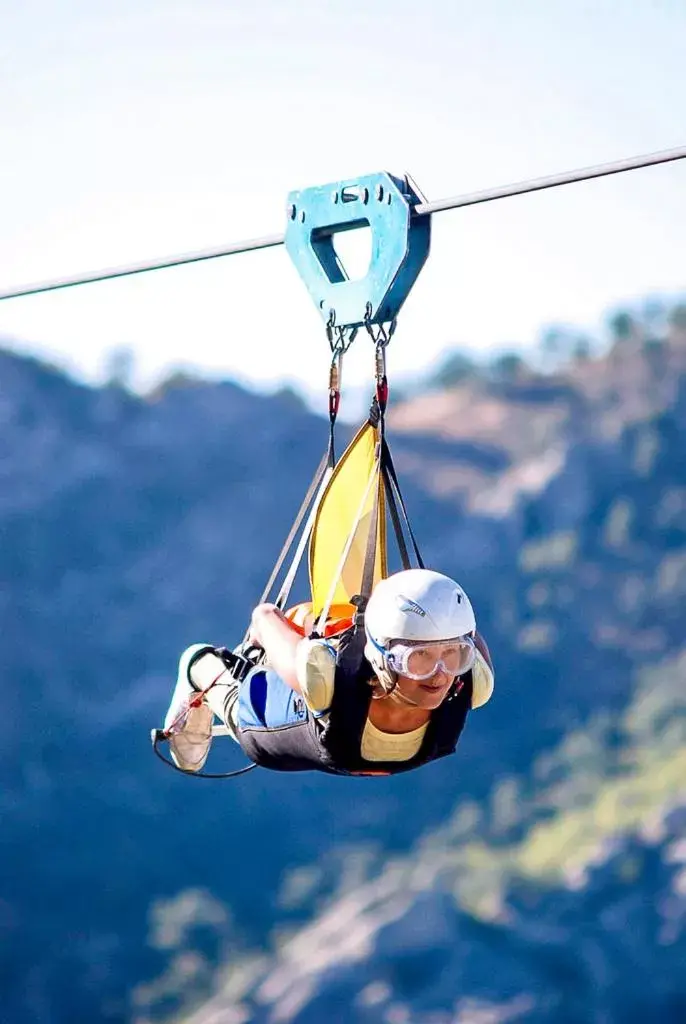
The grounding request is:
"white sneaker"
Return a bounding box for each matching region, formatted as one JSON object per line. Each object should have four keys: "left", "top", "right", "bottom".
{"left": 164, "top": 644, "right": 216, "bottom": 772}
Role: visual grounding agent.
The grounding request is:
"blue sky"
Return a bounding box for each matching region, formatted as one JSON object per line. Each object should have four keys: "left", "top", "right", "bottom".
{"left": 1, "top": 0, "right": 685, "bottom": 404}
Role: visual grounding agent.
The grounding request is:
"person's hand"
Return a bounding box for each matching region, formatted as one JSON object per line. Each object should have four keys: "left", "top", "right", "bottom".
{"left": 248, "top": 603, "right": 280, "bottom": 649}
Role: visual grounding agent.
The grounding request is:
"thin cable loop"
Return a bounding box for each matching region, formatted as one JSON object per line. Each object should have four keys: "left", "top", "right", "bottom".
{"left": 151, "top": 731, "right": 258, "bottom": 779}
{"left": 1, "top": 146, "right": 684, "bottom": 301}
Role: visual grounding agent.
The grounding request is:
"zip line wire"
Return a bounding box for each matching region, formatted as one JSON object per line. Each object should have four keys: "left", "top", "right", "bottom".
{"left": 412, "top": 145, "right": 686, "bottom": 215}
{"left": 1, "top": 144, "right": 684, "bottom": 303}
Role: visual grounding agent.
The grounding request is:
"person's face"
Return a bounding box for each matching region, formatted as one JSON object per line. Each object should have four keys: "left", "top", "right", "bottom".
{"left": 384, "top": 637, "right": 473, "bottom": 708}
{"left": 394, "top": 665, "right": 455, "bottom": 709}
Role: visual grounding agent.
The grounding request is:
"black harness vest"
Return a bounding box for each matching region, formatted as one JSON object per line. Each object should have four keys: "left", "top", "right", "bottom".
{"left": 237, "top": 626, "right": 473, "bottom": 776}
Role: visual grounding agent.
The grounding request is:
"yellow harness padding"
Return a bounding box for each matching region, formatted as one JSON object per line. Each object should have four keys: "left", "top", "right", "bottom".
{"left": 309, "top": 420, "right": 387, "bottom": 622}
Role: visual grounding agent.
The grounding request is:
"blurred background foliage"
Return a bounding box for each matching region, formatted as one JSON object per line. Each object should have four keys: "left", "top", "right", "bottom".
{"left": 2, "top": 293, "right": 685, "bottom": 1023}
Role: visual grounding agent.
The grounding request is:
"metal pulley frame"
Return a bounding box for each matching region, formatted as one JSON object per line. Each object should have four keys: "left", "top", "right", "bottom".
{"left": 284, "top": 172, "right": 431, "bottom": 333}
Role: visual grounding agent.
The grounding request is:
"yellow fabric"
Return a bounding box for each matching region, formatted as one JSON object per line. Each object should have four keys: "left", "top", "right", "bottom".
{"left": 361, "top": 718, "right": 428, "bottom": 762}
{"left": 309, "top": 421, "right": 387, "bottom": 620}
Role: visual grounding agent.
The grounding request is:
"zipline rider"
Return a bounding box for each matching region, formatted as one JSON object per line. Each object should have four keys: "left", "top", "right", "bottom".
{"left": 164, "top": 569, "right": 494, "bottom": 777}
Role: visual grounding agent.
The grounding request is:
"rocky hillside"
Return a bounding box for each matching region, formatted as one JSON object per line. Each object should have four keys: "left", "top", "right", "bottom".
{"left": 1, "top": 320, "right": 684, "bottom": 1023}
{"left": 177, "top": 655, "right": 686, "bottom": 1024}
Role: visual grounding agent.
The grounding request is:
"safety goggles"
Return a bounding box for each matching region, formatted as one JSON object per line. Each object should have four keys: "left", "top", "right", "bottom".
{"left": 384, "top": 636, "right": 475, "bottom": 681}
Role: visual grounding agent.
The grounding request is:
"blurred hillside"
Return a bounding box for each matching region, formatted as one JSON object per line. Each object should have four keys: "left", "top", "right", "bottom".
{"left": 0, "top": 300, "right": 684, "bottom": 1023}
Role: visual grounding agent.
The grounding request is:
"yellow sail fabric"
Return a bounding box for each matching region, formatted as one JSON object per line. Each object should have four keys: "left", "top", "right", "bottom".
{"left": 309, "top": 420, "right": 387, "bottom": 620}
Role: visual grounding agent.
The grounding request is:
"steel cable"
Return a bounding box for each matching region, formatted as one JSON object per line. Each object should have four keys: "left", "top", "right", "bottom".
{"left": 1, "top": 145, "right": 684, "bottom": 302}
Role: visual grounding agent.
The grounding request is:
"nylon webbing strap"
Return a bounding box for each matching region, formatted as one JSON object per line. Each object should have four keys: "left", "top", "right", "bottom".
{"left": 382, "top": 460, "right": 411, "bottom": 569}
{"left": 275, "top": 462, "right": 332, "bottom": 611}
{"left": 257, "top": 346, "right": 344, "bottom": 617}
{"left": 255, "top": 446, "right": 330, "bottom": 609}
{"left": 381, "top": 438, "right": 424, "bottom": 569}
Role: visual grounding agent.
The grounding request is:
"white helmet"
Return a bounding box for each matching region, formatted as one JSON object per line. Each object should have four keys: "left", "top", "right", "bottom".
{"left": 364, "top": 569, "right": 476, "bottom": 680}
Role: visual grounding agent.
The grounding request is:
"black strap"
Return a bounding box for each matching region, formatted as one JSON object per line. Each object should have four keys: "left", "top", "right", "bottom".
{"left": 381, "top": 438, "right": 424, "bottom": 569}
{"left": 382, "top": 460, "right": 411, "bottom": 569}
{"left": 328, "top": 398, "right": 337, "bottom": 466}
{"left": 353, "top": 398, "right": 424, "bottom": 616}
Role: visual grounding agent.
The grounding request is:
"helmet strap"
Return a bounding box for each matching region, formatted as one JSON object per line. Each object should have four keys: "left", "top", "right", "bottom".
{"left": 388, "top": 683, "right": 423, "bottom": 707}
{"left": 370, "top": 666, "right": 397, "bottom": 699}
{"left": 383, "top": 668, "right": 462, "bottom": 708}
{"left": 372, "top": 659, "right": 424, "bottom": 708}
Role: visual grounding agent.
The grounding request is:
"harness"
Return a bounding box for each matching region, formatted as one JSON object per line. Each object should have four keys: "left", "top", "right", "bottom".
{"left": 152, "top": 173, "right": 473, "bottom": 779}
{"left": 236, "top": 627, "right": 473, "bottom": 776}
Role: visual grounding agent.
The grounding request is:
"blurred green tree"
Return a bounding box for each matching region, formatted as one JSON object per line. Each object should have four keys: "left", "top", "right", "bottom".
{"left": 428, "top": 350, "right": 478, "bottom": 388}
{"left": 491, "top": 351, "right": 526, "bottom": 381}
{"left": 104, "top": 345, "right": 136, "bottom": 390}
{"left": 668, "top": 302, "right": 686, "bottom": 330}
{"left": 607, "top": 309, "right": 638, "bottom": 345}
